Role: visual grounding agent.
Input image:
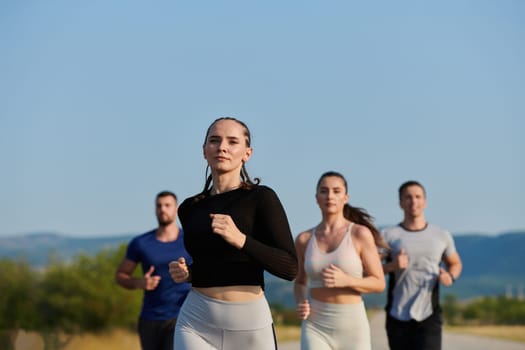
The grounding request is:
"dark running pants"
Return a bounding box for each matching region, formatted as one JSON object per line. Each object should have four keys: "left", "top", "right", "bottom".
{"left": 386, "top": 311, "right": 442, "bottom": 350}
{"left": 138, "top": 318, "right": 176, "bottom": 350}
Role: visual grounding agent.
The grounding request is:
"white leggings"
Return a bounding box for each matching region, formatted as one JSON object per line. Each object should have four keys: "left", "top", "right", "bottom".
{"left": 174, "top": 289, "right": 277, "bottom": 350}
{"left": 301, "top": 299, "right": 371, "bottom": 350}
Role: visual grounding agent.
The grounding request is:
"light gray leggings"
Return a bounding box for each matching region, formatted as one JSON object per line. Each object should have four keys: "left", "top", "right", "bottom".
{"left": 174, "top": 289, "right": 277, "bottom": 350}
{"left": 301, "top": 299, "right": 371, "bottom": 350}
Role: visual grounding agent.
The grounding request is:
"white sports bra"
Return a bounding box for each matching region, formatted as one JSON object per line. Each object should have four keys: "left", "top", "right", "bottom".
{"left": 304, "top": 223, "right": 363, "bottom": 288}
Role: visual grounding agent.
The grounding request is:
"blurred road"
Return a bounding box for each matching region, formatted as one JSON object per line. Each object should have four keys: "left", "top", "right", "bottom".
{"left": 279, "top": 310, "right": 525, "bottom": 350}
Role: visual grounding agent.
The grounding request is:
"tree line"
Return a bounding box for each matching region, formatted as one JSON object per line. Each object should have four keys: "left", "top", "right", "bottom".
{"left": 0, "top": 244, "right": 141, "bottom": 349}
{"left": 442, "top": 294, "right": 525, "bottom": 325}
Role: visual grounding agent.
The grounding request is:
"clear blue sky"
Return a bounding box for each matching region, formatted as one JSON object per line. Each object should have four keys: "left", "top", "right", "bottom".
{"left": 1, "top": 1, "right": 523, "bottom": 238}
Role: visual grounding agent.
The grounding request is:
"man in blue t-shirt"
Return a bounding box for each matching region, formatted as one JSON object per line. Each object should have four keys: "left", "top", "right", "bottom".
{"left": 115, "top": 191, "right": 192, "bottom": 350}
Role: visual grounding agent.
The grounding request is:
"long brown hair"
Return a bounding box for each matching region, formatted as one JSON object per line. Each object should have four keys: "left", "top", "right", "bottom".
{"left": 197, "top": 117, "right": 260, "bottom": 200}
{"left": 317, "top": 171, "right": 389, "bottom": 249}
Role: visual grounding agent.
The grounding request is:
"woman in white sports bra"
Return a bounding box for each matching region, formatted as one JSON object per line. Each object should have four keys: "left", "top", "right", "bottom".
{"left": 294, "top": 171, "right": 389, "bottom": 350}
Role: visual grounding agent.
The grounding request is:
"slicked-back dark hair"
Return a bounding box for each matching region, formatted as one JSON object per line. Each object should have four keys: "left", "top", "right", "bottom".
{"left": 398, "top": 180, "right": 426, "bottom": 200}
{"left": 156, "top": 191, "right": 177, "bottom": 202}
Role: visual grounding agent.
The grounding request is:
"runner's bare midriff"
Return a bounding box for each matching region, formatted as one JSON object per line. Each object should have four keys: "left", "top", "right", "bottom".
{"left": 310, "top": 287, "right": 363, "bottom": 304}
{"left": 194, "top": 285, "right": 263, "bottom": 301}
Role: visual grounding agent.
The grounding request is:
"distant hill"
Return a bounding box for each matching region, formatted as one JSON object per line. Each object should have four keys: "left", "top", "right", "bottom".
{"left": 1, "top": 231, "right": 524, "bottom": 308}
{"left": 451, "top": 231, "right": 525, "bottom": 299}
{"left": 0, "top": 232, "right": 133, "bottom": 267}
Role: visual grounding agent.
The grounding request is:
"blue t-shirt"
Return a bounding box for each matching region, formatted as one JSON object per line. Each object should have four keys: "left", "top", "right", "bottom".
{"left": 126, "top": 229, "right": 192, "bottom": 320}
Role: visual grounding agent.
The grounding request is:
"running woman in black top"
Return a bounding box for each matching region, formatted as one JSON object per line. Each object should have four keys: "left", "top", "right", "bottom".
{"left": 169, "top": 117, "right": 298, "bottom": 350}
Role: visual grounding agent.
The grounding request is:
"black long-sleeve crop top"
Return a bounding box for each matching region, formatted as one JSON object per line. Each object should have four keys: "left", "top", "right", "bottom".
{"left": 178, "top": 185, "right": 298, "bottom": 289}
